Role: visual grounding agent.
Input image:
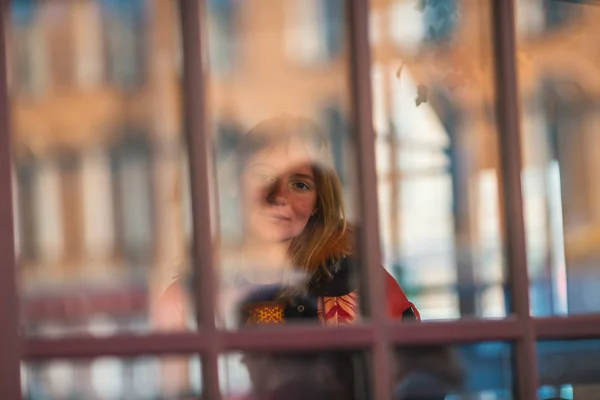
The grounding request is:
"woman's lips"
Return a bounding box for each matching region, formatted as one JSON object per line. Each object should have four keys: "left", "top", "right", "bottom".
{"left": 265, "top": 213, "right": 291, "bottom": 221}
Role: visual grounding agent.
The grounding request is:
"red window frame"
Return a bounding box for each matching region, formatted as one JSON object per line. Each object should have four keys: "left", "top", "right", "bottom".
{"left": 1, "top": 1, "right": 600, "bottom": 399}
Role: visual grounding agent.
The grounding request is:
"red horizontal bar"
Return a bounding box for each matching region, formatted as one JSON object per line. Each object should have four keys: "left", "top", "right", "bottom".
{"left": 535, "top": 315, "right": 600, "bottom": 340}
{"left": 388, "top": 318, "right": 524, "bottom": 345}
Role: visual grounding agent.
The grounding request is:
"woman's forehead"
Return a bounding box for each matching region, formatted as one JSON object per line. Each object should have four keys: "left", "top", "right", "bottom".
{"left": 247, "top": 140, "right": 324, "bottom": 173}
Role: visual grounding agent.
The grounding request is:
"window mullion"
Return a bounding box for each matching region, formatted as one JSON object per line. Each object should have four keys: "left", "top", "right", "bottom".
{"left": 491, "top": 0, "right": 538, "bottom": 398}
{"left": 179, "top": 0, "right": 221, "bottom": 399}
{"left": 348, "top": 0, "right": 391, "bottom": 399}
{"left": 0, "top": 0, "right": 23, "bottom": 397}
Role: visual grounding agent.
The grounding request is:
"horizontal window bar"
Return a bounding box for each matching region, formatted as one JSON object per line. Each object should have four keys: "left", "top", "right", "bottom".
{"left": 22, "top": 325, "right": 374, "bottom": 359}
{"left": 535, "top": 315, "right": 600, "bottom": 340}
{"left": 389, "top": 318, "right": 524, "bottom": 345}
{"left": 221, "top": 325, "right": 375, "bottom": 352}
{"left": 24, "top": 316, "right": 600, "bottom": 360}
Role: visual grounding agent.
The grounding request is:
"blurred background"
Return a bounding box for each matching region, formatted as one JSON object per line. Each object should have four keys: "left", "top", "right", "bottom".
{"left": 8, "top": 0, "right": 600, "bottom": 398}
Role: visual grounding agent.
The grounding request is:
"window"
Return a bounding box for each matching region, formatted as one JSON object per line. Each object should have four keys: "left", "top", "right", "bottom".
{"left": 207, "top": 0, "right": 236, "bottom": 73}
{"left": 81, "top": 146, "right": 115, "bottom": 262}
{"left": 72, "top": 0, "right": 104, "bottom": 89}
{"left": 101, "top": 0, "right": 145, "bottom": 89}
{"left": 513, "top": 0, "right": 582, "bottom": 37}
{"left": 543, "top": 79, "right": 591, "bottom": 227}
{"left": 15, "top": 155, "right": 38, "bottom": 262}
{"left": 516, "top": 0, "right": 545, "bottom": 37}
{"left": 378, "top": 0, "right": 506, "bottom": 320}
{"left": 323, "top": 0, "right": 345, "bottom": 58}
{"left": 44, "top": 2, "right": 76, "bottom": 89}
{"left": 322, "top": 104, "right": 349, "bottom": 185}
{"left": 543, "top": 0, "right": 582, "bottom": 30}
{"left": 2, "top": 0, "right": 600, "bottom": 399}
{"left": 57, "top": 150, "right": 85, "bottom": 265}
{"left": 10, "top": 0, "right": 46, "bottom": 95}
{"left": 110, "top": 134, "right": 154, "bottom": 266}
{"left": 518, "top": 0, "right": 600, "bottom": 320}
{"left": 285, "top": 0, "right": 345, "bottom": 65}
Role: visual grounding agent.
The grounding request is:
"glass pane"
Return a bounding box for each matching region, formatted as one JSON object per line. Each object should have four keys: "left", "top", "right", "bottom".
{"left": 207, "top": 0, "right": 359, "bottom": 329}
{"left": 372, "top": 0, "right": 507, "bottom": 319}
{"left": 221, "top": 350, "right": 370, "bottom": 399}
{"left": 9, "top": 0, "right": 192, "bottom": 335}
{"left": 516, "top": 0, "right": 600, "bottom": 316}
{"left": 394, "top": 342, "right": 514, "bottom": 399}
{"left": 152, "top": 0, "right": 422, "bottom": 330}
{"left": 537, "top": 339, "right": 600, "bottom": 399}
{"left": 221, "top": 344, "right": 515, "bottom": 399}
{"left": 23, "top": 355, "right": 200, "bottom": 399}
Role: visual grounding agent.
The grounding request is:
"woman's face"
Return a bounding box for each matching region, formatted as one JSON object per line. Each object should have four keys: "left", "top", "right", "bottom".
{"left": 241, "top": 138, "right": 319, "bottom": 244}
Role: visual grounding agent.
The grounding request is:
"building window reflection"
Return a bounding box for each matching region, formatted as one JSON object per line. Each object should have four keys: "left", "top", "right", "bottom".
{"left": 543, "top": 80, "right": 591, "bottom": 227}
{"left": 207, "top": 0, "right": 236, "bottom": 73}
{"left": 543, "top": 0, "right": 581, "bottom": 30}
{"left": 101, "top": 0, "right": 145, "bottom": 89}
{"left": 110, "top": 134, "right": 154, "bottom": 267}
{"left": 322, "top": 104, "right": 348, "bottom": 186}
{"left": 11, "top": 0, "right": 46, "bottom": 95}
{"left": 16, "top": 155, "right": 39, "bottom": 263}
{"left": 285, "top": 0, "right": 344, "bottom": 65}
{"left": 73, "top": 0, "right": 104, "bottom": 89}
{"left": 57, "top": 150, "right": 85, "bottom": 265}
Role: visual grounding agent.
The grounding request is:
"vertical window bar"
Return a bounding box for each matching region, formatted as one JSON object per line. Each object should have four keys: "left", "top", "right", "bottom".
{"left": 491, "top": 1, "right": 538, "bottom": 399}
{"left": 347, "top": 1, "right": 391, "bottom": 399}
{"left": 179, "top": 1, "right": 221, "bottom": 399}
{"left": 0, "top": 0, "right": 22, "bottom": 397}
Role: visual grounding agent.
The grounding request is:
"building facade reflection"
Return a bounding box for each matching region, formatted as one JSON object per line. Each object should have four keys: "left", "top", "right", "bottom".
{"left": 10, "top": 0, "right": 600, "bottom": 398}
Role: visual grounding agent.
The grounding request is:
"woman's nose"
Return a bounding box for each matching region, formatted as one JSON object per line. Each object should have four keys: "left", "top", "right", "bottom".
{"left": 266, "top": 179, "right": 288, "bottom": 205}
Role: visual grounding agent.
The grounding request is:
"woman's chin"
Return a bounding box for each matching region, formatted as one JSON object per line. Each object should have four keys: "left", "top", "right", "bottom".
{"left": 252, "top": 229, "right": 296, "bottom": 244}
{"left": 263, "top": 233, "right": 294, "bottom": 244}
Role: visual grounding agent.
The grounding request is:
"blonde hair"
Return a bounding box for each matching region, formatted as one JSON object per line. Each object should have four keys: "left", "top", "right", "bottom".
{"left": 239, "top": 116, "right": 352, "bottom": 289}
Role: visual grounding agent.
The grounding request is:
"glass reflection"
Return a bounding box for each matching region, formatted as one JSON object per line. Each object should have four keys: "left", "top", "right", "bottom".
{"left": 10, "top": 0, "right": 190, "bottom": 335}
{"left": 517, "top": 0, "right": 600, "bottom": 316}
{"left": 394, "top": 345, "right": 464, "bottom": 400}
{"left": 157, "top": 117, "right": 420, "bottom": 330}
{"left": 23, "top": 356, "right": 200, "bottom": 400}
{"left": 394, "top": 343, "right": 513, "bottom": 400}
{"left": 221, "top": 344, "right": 514, "bottom": 400}
{"left": 221, "top": 351, "right": 369, "bottom": 400}
{"left": 157, "top": 0, "right": 420, "bottom": 329}
{"left": 372, "top": 0, "right": 506, "bottom": 319}
{"left": 538, "top": 339, "right": 600, "bottom": 399}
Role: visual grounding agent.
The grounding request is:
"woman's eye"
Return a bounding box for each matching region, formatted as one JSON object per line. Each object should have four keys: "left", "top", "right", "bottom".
{"left": 291, "top": 182, "right": 311, "bottom": 191}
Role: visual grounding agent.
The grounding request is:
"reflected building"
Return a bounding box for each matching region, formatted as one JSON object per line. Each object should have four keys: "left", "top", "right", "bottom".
{"left": 11, "top": 1, "right": 195, "bottom": 397}
{"left": 370, "top": 0, "right": 600, "bottom": 320}
{"left": 11, "top": 0, "right": 187, "bottom": 331}
{"left": 9, "top": 0, "right": 600, "bottom": 398}
{"left": 10, "top": 0, "right": 598, "bottom": 340}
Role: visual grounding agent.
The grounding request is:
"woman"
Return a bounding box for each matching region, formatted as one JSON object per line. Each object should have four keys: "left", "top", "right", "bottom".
{"left": 156, "top": 116, "right": 419, "bottom": 398}
{"left": 158, "top": 116, "right": 418, "bottom": 326}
